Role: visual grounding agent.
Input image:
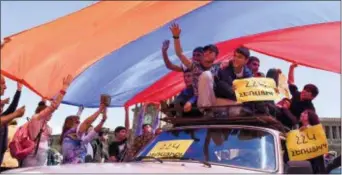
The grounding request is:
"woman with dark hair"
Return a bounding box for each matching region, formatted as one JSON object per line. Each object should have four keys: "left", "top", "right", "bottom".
{"left": 61, "top": 104, "right": 107, "bottom": 164}
{"left": 299, "top": 109, "right": 320, "bottom": 129}
{"left": 21, "top": 75, "right": 72, "bottom": 167}
{"left": 299, "top": 109, "right": 326, "bottom": 174}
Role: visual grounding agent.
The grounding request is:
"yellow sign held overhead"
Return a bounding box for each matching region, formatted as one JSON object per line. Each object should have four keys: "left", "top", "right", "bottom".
{"left": 146, "top": 140, "right": 194, "bottom": 158}
{"left": 286, "top": 124, "right": 328, "bottom": 161}
{"left": 233, "top": 78, "right": 279, "bottom": 103}
{"left": 278, "top": 73, "right": 291, "bottom": 99}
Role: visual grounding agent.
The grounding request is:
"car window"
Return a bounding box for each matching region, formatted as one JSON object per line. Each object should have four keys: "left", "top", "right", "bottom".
{"left": 137, "top": 127, "right": 276, "bottom": 172}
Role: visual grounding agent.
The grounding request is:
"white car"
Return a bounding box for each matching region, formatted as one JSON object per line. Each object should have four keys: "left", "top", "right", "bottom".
{"left": 3, "top": 116, "right": 314, "bottom": 174}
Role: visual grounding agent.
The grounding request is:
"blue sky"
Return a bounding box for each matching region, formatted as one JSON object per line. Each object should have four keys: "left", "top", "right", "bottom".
{"left": 1, "top": 1, "right": 340, "bottom": 134}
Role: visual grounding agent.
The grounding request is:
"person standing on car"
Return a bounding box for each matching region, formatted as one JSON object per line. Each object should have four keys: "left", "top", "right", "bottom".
{"left": 288, "top": 63, "right": 318, "bottom": 120}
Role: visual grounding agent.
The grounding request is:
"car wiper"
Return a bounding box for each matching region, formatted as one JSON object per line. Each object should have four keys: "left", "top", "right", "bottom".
{"left": 158, "top": 157, "right": 211, "bottom": 168}
{"left": 133, "top": 156, "right": 163, "bottom": 163}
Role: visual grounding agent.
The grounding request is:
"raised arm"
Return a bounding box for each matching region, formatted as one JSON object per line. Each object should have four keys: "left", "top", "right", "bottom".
{"left": 79, "top": 106, "right": 107, "bottom": 144}
{"left": 77, "top": 104, "right": 105, "bottom": 136}
{"left": 2, "top": 82, "right": 22, "bottom": 115}
{"left": 93, "top": 107, "right": 107, "bottom": 133}
{"left": 125, "top": 107, "right": 130, "bottom": 131}
{"left": 33, "top": 75, "right": 73, "bottom": 121}
{"left": 162, "top": 40, "right": 183, "bottom": 72}
{"left": 170, "top": 23, "right": 193, "bottom": 69}
{"left": 0, "top": 106, "right": 25, "bottom": 126}
{"left": 76, "top": 106, "right": 84, "bottom": 116}
{"left": 287, "top": 63, "right": 297, "bottom": 85}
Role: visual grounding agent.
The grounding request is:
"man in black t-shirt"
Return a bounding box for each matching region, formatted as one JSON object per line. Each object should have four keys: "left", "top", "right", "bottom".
{"left": 287, "top": 63, "right": 319, "bottom": 120}
{"left": 108, "top": 126, "right": 128, "bottom": 162}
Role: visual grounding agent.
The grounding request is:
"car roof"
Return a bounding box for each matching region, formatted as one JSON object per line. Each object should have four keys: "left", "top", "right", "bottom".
{"left": 168, "top": 124, "right": 283, "bottom": 137}
{"left": 161, "top": 115, "right": 288, "bottom": 133}
{"left": 162, "top": 104, "right": 288, "bottom": 132}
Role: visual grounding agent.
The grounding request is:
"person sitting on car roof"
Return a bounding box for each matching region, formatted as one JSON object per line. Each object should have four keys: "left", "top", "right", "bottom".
{"left": 160, "top": 69, "right": 202, "bottom": 119}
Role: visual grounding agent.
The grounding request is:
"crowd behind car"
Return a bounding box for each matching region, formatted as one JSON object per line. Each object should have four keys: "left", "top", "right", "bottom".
{"left": 0, "top": 23, "right": 340, "bottom": 174}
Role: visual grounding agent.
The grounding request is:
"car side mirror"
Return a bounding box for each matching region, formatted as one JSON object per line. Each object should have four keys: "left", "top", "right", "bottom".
{"left": 285, "top": 161, "right": 313, "bottom": 174}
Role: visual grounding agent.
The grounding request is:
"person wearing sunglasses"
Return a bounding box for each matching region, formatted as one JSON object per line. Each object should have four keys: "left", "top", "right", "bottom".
{"left": 60, "top": 104, "right": 107, "bottom": 164}
{"left": 247, "top": 56, "right": 265, "bottom": 77}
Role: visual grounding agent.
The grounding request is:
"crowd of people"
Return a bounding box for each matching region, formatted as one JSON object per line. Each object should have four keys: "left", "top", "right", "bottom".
{"left": 0, "top": 74, "right": 162, "bottom": 172}
{"left": 0, "top": 22, "right": 340, "bottom": 174}
{"left": 159, "top": 23, "right": 337, "bottom": 174}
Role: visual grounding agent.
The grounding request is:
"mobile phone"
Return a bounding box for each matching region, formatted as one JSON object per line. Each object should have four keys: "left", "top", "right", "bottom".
{"left": 101, "top": 94, "right": 111, "bottom": 107}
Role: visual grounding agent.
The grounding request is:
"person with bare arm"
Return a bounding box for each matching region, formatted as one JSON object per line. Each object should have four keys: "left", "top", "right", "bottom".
{"left": 61, "top": 103, "right": 107, "bottom": 164}
{"left": 170, "top": 23, "right": 219, "bottom": 114}
{"left": 287, "top": 63, "right": 318, "bottom": 120}
{"left": 21, "top": 74, "right": 73, "bottom": 167}
{"left": 0, "top": 107, "right": 25, "bottom": 127}
{"left": 0, "top": 76, "right": 25, "bottom": 126}
{"left": 162, "top": 40, "right": 183, "bottom": 72}
{"left": 75, "top": 106, "right": 96, "bottom": 161}
{"left": 162, "top": 40, "right": 204, "bottom": 72}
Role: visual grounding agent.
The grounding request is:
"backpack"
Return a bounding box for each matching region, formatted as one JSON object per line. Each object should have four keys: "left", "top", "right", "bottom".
{"left": 9, "top": 122, "right": 45, "bottom": 160}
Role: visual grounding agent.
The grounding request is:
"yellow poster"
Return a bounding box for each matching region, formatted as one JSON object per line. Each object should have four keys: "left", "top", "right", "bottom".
{"left": 286, "top": 124, "right": 328, "bottom": 161}
{"left": 277, "top": 73, "right": 291, "bottom": 99}
{"left": 146, "top": 140, "right": 194, "bottom": 158}
{"left": 233, "top": 78, "right": 279, "bottom": 103}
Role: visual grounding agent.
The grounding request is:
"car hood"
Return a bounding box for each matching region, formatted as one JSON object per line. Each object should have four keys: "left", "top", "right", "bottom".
{"left": 3, "top": 161, "right": 263, "bottom": 173}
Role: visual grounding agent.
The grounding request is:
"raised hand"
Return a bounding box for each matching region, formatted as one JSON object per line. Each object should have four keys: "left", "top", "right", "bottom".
{"left": 17, "top": 82, "right": 23, "bottom": 91}
{"left": 290, "top": 63, "right": 298, "bottom": 68}
{"left": 14, "top": 106, "right": 26, "bottom": 118}
{"left": 41, "top": 97, "right": 47, "bottom": 102}
{"left": 169, "top": 23, "right": 181, "bottom": 37}
{"left": 162, "top": 40, "right": 170, "bottom": 52}
{"left": 62, "top": 74, "right": 73, "bottom": 90}
{"left": 183, "top": 101, "right": 192, "bottom": 112}
{"left": 1, "top": 98, "right": 10, "bottom": 105}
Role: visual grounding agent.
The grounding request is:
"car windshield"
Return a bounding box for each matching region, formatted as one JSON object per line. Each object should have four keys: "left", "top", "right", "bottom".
{"left": 136, "top": 127, "right": 277, "bottom": 172}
